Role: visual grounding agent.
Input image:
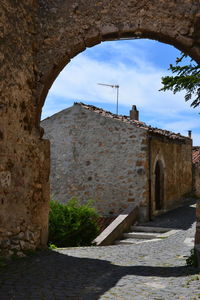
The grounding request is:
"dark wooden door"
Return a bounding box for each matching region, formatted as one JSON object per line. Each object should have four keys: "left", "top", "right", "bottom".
{"left": 155, "top": 161, "right": 163, "bottom": 210}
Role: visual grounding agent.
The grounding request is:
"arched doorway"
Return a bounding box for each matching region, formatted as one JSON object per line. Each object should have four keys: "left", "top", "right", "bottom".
{"left": 155, "top": 161, "right": 164, "bottom": 211}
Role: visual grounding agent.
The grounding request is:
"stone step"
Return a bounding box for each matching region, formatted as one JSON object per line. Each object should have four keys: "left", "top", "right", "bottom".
{"left": 114, "top": 225, "right": 178, "bottom": 246}
{"left": 115, "top": 239, "right": 139, "bottom": 245}
{"left": 131, "top": 226, "right": 173, "bottom": 233}
{"left": 115, "top": 238, "right": 161, "bottom": 245}
{"left": 123, "top": 232, "right": 159, "bottom": 239}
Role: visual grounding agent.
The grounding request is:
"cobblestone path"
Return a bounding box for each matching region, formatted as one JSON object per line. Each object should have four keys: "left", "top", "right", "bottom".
{"left": 0, "top": 201, "right": 199, "bottom": 300}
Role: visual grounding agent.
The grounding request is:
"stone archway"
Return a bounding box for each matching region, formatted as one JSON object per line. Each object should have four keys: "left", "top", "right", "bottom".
{"left": 1, "top": 0, "right": 200, "bottom": 255}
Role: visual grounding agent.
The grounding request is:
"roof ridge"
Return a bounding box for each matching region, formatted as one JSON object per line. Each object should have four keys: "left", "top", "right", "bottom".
{"left": 74, "top": 102, "right": 189, "bottom": 141}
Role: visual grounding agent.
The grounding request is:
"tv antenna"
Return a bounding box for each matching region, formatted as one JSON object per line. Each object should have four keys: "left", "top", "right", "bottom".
{"left": 98, "top": 83, "right": 119, "bottom": 115}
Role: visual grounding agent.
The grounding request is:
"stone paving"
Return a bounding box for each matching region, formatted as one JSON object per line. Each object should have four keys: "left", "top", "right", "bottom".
{"left": 0, "top": 201, "right": 199, "bottom": 300}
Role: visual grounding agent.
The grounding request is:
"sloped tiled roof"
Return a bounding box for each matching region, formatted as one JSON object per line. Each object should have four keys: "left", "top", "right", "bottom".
{"left": 192, "top": 147, "right": 200, "bottom": 164}
{"left": 75, "top": 102, "right": 190, "bottom": 142}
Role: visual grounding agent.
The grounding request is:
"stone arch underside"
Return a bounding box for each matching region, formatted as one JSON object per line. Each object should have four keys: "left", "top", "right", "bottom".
{"left": 0, "top": 0, "right": 200, "bottom": 255}
{"left": 36, "top": 0, "right": 200, "bottom": 124}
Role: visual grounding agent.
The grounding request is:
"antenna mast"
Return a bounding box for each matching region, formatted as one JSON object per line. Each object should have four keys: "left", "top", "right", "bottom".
{"left": 98, "top": 83, "right": 119, "bottom": 115}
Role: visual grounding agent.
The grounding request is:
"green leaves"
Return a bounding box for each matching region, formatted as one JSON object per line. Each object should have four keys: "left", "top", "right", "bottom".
{"left": 48, "top": 198, "right": 100, "bottom": 247}
{"left": 160, "top": 54, "right": 200, "bottom": 108}
{"left": 186, "top": 248, "right": 198, "bottom": 268}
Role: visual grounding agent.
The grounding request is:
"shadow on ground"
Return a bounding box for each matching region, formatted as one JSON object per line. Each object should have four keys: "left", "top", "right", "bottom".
{"left": 0, "top": 250, "right": 197, "bottom": 300}
{"left": 142, "top": 200, "right": 197, "bottom": 230}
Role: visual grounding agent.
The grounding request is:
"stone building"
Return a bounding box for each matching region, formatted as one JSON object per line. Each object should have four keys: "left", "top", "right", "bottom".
{"left": 42, "top": 103, "right": 193, "bottom": 221}
{"left": 192, "top": 147, "right": 200, "bottom": 197}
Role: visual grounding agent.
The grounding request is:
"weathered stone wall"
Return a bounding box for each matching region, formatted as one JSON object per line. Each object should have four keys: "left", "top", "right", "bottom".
{"left": 193, "top": 164, "right": 200, "bottom": 197}
{"left": 1, "top": 0, "right": 200, "bottom": 255}
{"left": 0, "top": 1, "right": 50, "bottom": 256}
{"left": 150, "top": 135, "right": 192, "bottom": 215}
{"left": 195, "top": 200, "right": 200, "bottom": 244}
{"left": 42, "top": 105, "right": 149, "bottom": 219}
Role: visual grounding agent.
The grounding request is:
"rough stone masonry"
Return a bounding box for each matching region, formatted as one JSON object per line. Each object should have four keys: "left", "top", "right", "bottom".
{"left": 0, "top": 0, "right": 200, "bottom": 256}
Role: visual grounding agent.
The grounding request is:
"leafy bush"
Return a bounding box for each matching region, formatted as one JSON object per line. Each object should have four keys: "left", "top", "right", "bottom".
{"left": 186, "top": 248, "right": 198, "bottom": 268}
{"left": 48, "top": 243, "right": 57, "bottom": 250}
{"left": 48, "top": 198, "right": 100, "bottom": 247}
{"left": 0, "top": 256, "right": 7, "bottom": 269}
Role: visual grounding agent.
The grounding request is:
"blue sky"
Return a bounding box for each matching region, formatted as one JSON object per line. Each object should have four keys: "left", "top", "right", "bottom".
{"left": 42, "top": 39, "right": 200, "bottom": 145}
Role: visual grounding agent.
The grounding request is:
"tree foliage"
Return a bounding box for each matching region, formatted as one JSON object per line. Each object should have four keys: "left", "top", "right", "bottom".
{"left": 160, "top": 53, "right": 200, "bottom": 108}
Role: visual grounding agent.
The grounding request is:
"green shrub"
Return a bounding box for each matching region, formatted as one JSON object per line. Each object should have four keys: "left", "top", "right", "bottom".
{"left": 186, "top": 248, "right": 198, "bottom": 268}
{"left": 48, "top": 243, "right": 57, "bottom": 250}
{"left": 48, "top": 198, "right": 100, "bottom": 247}
{"left": 0, "top": 256, "right": 7, "bottom": 269}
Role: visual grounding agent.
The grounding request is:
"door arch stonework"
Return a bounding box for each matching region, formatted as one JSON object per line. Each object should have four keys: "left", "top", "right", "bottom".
{"left": 1, "top": 0, "right": 200, "bottom": 254}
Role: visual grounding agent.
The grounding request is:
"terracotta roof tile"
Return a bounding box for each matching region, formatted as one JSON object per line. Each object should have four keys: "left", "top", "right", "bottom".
{"left": 193, "top": 147, "right": 200, "bottom": 164}
{"left": 75, "top": 102, "right": 190, "bottom": 141}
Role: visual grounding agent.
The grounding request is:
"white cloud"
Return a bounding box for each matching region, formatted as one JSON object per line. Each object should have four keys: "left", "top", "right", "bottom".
{"left": 164, "top": 120, "right": 200, "bottom": 132}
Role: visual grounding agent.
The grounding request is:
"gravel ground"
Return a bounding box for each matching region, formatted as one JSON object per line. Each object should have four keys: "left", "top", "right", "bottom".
{"left": 0, "top": 200, "right": 199, "bottom": 300}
